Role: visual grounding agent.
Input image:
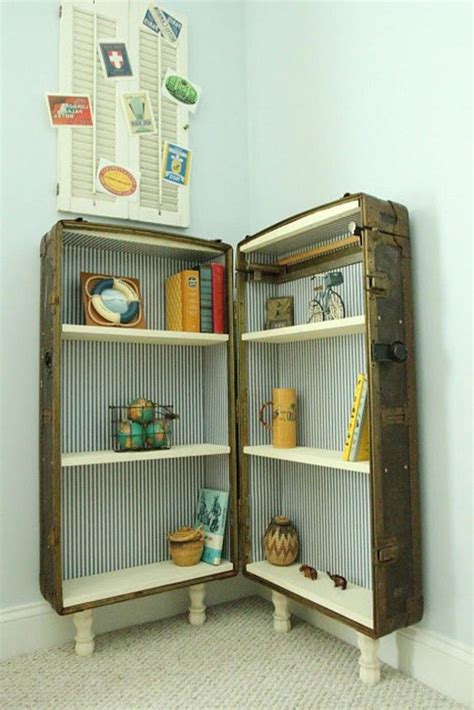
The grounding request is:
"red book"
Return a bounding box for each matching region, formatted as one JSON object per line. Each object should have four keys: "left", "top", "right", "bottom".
{"left": 211, "top": 263, "right": 225, "bottom": 333}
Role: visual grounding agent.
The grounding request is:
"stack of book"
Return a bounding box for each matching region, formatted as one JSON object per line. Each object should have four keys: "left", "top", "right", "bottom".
{"left": 165, "top": 263, "right": 225, "bottom": 333}
{"left": 342, "top": 373, "right": 370, "bottom": 462}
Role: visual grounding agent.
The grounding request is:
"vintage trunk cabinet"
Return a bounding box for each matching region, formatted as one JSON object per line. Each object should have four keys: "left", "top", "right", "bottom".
{"left": 40, "top": 193, "right": 422, "bottom": 678}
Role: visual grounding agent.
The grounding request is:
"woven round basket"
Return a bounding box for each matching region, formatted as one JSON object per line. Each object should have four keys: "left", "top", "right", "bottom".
{"left": 168, "top": 527, "right": 204, "bottom": 566}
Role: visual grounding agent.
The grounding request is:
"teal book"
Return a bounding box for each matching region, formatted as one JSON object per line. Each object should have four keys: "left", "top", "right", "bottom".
{"left": 196, "top": 265, "right": 212, "bottom": 333}
{"left": 194, "top": 488, "right": 229, "bottom": 565}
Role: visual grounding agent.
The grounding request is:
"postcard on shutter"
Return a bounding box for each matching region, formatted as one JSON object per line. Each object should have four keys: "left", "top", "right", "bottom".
{"left": 46, "top": 94, "right": 93, "bottom": 127}
{"left": 142, "top": 5, "right": 183, "bottom": 44}
{"left": 162, "top": 143, "right": 192, "bottom": 187}
{"left": 121, "top": 91, "right": 157, "bottom": 135}
{"left": 98, "top": 40, "right": 133, "bottom": 80}
{"left": 96, "top": 159, "right": 140, "bottom": 201}
{"left": 161, "top": 69, "right": 201, "bottom": 114}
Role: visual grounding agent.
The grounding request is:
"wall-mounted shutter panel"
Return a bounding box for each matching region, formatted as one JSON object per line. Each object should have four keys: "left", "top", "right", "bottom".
{"left": 58, "top": 1, "right": 189, "bottom": 227}
{"left": 128, "top": 5, "right": 189, "bottom": 226}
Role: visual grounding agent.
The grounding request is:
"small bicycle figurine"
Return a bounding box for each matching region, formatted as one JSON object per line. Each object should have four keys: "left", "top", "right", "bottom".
{"left": 307, "top": 271, "right": 345, "bottom": 323}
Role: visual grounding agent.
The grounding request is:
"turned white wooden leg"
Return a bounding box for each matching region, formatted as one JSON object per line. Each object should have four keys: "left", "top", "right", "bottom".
{"left": 72, "top": 610, "right": 95, "bottom": 657}
{"left": 357, "top": 633, "right": 381, "bottom": 685}
{"left": 272, "top": 590, "right": 291, "bottom": 633}
{"left": 188, "top": 583, "right": 206, "bottom": 626}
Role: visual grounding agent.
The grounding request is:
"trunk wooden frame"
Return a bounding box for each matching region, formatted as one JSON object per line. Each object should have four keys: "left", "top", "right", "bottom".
{"left": 40, "top": 192, "right": 422, "bottom": 639}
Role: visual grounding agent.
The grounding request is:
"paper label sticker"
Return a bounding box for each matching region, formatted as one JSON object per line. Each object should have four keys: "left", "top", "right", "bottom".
{"left": 46, "top": 94, "right": 93, "bottom": 127}
{"left": 143, "top": 5, "right": 183, "bottom": 44}
{"left": 98, "top": 40, "right": 133, "bottom": 79}
{"left": 121, "top": 91, "right": 157, "bottom": 135}
{"left": 161, "top": 69, "right": 201, "bottom": 114}
{"left": 96, "top": 160, "right": 140, "bottom": 200}
{"left": 162, "top": 143, "right": 192, "bottom": 186}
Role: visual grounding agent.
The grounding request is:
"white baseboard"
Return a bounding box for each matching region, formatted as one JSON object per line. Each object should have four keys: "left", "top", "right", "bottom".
{"left": 0, "top": 574, "right": 255, "bottom": 662}
{"left": 256, "top": 586, "right": 473, "bottom": 708}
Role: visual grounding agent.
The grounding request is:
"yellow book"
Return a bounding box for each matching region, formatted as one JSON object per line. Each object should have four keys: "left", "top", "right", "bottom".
{"left": 342, "top": 374, "right": 366, "bottom": 461}
{"left": 353, "top": 412, "right": 370, "bottom": 461}
{"left": 165, "top": 270, "right": 200, "bottom": 332}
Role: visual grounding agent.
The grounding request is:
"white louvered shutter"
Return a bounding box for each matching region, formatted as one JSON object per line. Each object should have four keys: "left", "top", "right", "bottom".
{"left": 127, "top": 4, "right": 190, "bottom": 227}
{"left": 57, "top": 1, "right": 130, "bottom": 218}
{"left": 58, "top": 1, "right": 190, "bottom": 227}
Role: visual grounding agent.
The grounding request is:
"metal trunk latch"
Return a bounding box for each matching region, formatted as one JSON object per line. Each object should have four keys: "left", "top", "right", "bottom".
{"left": 373, "top": 341, "right": 408, "bottom": 363}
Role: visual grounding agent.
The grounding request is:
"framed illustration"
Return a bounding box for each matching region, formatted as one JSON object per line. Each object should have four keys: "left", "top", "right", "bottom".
{"left": 80, "top": 272, "right": 145, "bottom": 328}
{"left": 265, "top": 297, "right": 294, "bottom": 329}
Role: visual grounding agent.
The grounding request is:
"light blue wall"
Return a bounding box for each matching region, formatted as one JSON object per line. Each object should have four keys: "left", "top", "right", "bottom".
{"left": 0, "top": 0, "right": 248, "bottom": 609}
{"left": 244, "top": 1, "right": 473, "bottom": 646}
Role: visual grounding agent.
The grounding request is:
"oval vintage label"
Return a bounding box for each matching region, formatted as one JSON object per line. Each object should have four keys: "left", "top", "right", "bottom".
{"left": 98, "top": 165, "right": 137, "bottom": 197}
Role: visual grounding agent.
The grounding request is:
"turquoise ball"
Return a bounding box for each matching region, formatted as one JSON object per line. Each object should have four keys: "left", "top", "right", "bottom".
{"left": 128, "top": 398, "right": 154, "bottom": 424}
{"left": 145, "top": 420, "right": 168, "bottom": 449}
{"left": 117, "top": 420, "right": 144, "bottom": 451}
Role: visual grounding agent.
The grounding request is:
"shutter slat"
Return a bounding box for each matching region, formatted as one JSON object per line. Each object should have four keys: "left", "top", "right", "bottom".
{"left": 137, "top": 26, "right": 181, "bottom": 214}
{"left": 71, "top": 7, "right": 117, "bottom": 201}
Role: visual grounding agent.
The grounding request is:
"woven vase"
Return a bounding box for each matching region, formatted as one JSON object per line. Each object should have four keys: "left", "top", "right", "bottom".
{"left": 263, "top": 515, "right": 299, "bottom": 566}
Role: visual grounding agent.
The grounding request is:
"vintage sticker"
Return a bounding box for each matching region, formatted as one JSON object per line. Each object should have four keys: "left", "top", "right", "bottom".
{"left": 96, "top": 159, "right": 140, "bottom": 200}
{"left": 98, "top": 40, "right": 133, "bottom": 80}
{"left": 46, "top": 94, "right": 93, "bottom": 127}
{"left": 161, "top": 68, "right": 200, "bottom": 114}
{"left": 143, "top": 5, "right": 183, "bottom": 44}
{"left": 121, "top": 91, "right": 157, "bottom": 135}
{"left": 162, "top": 143, "right": 192, "bottom": 186}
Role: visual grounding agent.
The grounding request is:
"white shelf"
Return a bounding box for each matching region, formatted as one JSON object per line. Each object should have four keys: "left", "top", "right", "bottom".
{"left": 244, "top": 446, "right": 370, "bottom": 474}
{"left": 242, "top": 316, "right": 365, "bottom": 343}
{"left": 246, "top": 562, "right": 373, "bottom": 629}
{"left": 62, "top": 324, "right": 229, "bottom": 346}
{"left": 63, "top": 559, "right": 235, "bottom": 607}
{"left": 62, "top": 444, "right": 231, "bottom": 468}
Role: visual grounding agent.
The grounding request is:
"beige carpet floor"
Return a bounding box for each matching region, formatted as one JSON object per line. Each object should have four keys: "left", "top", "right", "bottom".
{"left": 0, "top": 597, "right": 462, "bottom": 709}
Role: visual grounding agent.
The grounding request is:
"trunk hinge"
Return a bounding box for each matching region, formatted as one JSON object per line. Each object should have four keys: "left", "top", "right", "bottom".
{"left": 376, "top": 539, "right": 399, "bottom": 564}
{"left": 366, "top": 271, "right": 390, "bottom": 296}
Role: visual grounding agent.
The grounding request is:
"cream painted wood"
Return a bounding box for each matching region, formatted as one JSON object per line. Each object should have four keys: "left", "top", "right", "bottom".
{"left": 271, "top": 590, "right": 291, "bottom": 633}
{"left": 58, "top": 1, "right": 189, "bottom": 226}
{"left": 239, "top": 200, "right": 360, "bottom": 255}
{"left": 72, "top": 609, "right": 95, "bottom": 656}
{"left": 244, "top": 446, "right": 370, "bottom": 475}
{"left": 62, "top": 228, "right": 222, "bottom": 256}
{"left": 63, "top": 561, "right": 233, "bottom": 608}
{"left": 57, "top": 1, "right": 129, "bottom": 219}
{"left": 242, "top": 316, "right": 365, "bottom": 343}
{"left": 62, "top": 324, "right": 229, "bottom": 346}
{"left": 127, "top": 3, "right": 190, "bottom": 227}
{"left": 62, "top": 444, "right": 230, "bottom": 468}
{"left": 357, "top": 633, "right": 381, "bottom": 685}
{"left": 188, "top": 584, "right": 206, "bottom": 626}
{"left": 248, "top": 563, "right": 373, "bottom": 629}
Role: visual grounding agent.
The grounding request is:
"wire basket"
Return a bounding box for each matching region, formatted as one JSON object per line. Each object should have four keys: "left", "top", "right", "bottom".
{"left": 110, "top": 401, "right": 178, "bottom": 452}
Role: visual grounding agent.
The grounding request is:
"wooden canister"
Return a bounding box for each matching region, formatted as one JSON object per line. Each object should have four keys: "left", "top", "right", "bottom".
{"left": 259, "top": 388, "right": 297, "bottom": 448}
